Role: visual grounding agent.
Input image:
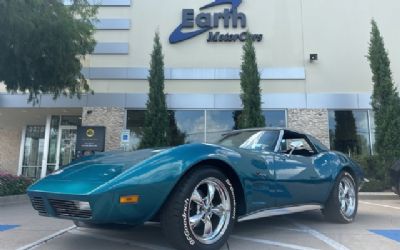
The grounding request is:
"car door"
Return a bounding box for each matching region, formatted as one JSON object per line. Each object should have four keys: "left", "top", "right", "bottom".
{"left": 238, "top": 148, "right": 276, "bottom": 211}
{"left": 273, "top": 137, "right": 332, "bottom": 207}
{"left": 230, "top": 130, "right": 280, "bottom": 212}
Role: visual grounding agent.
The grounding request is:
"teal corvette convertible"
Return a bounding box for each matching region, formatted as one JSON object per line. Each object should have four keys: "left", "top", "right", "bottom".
{"left": 28, "top": 128, "right": 365, "bottom": 250}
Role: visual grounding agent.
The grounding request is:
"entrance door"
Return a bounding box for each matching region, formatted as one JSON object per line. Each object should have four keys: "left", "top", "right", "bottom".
{"left": 56, "top": 126, "right": 77, "bottom": 169}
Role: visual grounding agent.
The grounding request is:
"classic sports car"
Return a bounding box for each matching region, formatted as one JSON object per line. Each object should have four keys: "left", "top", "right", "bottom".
{"left": 28, "top": 128, "right": 365, "bottom": 250}
{"left": 390, "top": 160, "right": 400, "bottom": 197}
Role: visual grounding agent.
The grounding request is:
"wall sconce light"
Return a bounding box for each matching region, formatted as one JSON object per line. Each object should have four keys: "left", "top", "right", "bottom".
{"left": 310, "top": 54, "right": 318, "bottom": 62}
{"left": 86, "top": 110, "right": 93, "bottom": 115}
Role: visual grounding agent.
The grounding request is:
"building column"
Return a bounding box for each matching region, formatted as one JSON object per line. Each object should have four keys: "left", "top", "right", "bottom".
{"left": 287, "top": 109, "right": 331, "bottom": 148}
{"left": 40, "top": 115, "right": 52, "bottom": 178}
{"left": 81, "top": 107, "right": 125, "bottom": 151}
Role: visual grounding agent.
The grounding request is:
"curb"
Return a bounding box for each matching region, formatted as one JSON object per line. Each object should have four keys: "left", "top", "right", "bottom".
{"left": 0, "top": 194, "right": 29, "bottom": 206}
{"left": 359, "top": 192, "right": 399, "bottom": 200}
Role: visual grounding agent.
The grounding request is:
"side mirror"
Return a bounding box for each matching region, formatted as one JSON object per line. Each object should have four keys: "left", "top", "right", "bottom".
{"left": 289, "top": 141, "right": 304, "bottom": 157}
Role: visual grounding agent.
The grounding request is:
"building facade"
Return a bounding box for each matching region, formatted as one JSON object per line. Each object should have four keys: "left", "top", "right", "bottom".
{"left": 1, "top": 0, "right": 400, "bottom": 178}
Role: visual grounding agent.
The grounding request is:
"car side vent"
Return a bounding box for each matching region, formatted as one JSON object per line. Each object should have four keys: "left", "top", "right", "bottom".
{"left": 31, "top": 197, "right": 47, "bottom": 216}
{"left": 49, "top": 199, "right": 92, "bottom": 219}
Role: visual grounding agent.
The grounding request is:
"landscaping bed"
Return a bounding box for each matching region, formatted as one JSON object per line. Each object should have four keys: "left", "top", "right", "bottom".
{"left": 0, "top": 171, "right": 33, "bottom": 197}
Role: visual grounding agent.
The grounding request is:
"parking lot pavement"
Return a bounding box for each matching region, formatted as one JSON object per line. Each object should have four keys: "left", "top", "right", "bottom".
{"left": 1, "top": 198, "right": 400, "bottom": 250}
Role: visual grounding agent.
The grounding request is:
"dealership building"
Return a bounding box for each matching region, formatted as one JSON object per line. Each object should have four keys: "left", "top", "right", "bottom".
{"left": 1, "top": 0, "right": 400, "bottom": 179}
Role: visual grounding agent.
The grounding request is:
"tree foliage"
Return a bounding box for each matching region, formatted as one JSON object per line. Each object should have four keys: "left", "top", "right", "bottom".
{"left": 238, "top": 33, "right": 265, "bottom": 129}
{"left": 0, "top": 0, "right": 97, "bottom": 102}
{"left": 139, "top": 33, "right": 171, "bottom": 149}
{"left": 367, "top": 20, "right": 400, "bottom": 159}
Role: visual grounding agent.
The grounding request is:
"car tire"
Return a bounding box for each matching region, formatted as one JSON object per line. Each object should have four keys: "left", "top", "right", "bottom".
{"left": 322, "top": 171, "right": 358, "bottom": 223}
{"left": 160, "top": 167, "right": 236, "bottom": 250}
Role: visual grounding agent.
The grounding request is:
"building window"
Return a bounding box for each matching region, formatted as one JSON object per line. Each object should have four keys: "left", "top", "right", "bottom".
{"left": 328, "top": 110, "right": 373, "bottom": 156}
{"left": 47, "top": 116, "right": 60, "bottom": 165}
{"left": 173, "top": 110, "right": 205, "bottom": 144}
{"left": 263, "top": 110, "right": 287, "bottom": 128}
{"left": 126, "top": 110, "right": 146, "bottom": 150}
{"left": 126, "top": 109, "right": 287, "bottom": 149}
{"left": 206, "top": 111, "right": 236, "bottom": 143}
{"left": 126, "top": 110, "right": 205, "bottom": 149}
{"left": 22, "top": 126, "right": 46, "bottom": 179}
{"left": 206, "top": 110, "right": 287, "bottom": 143}
{"left": 61, "top": 116, "right": 82, "bottom": 126}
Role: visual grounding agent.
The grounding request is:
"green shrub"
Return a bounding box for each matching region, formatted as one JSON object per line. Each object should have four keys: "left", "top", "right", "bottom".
{"left": 351, "top": 155, "right": 391, "bottom": 192}
{"left": 0, "top": 171, "right": 34, "bottom": 197}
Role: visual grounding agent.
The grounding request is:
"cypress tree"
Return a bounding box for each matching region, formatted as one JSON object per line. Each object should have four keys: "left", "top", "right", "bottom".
{"left": 367, "top": 20, "right": 400, "bottom": 159}
{"left": 139, "top": 32, "right": 169, "bottom": 149}
{"left": 238, "top": 34, "right": 265, "bottom": 129}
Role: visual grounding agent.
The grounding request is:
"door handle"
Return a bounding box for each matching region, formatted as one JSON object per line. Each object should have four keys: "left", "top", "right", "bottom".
{"left": 256, "top": 172, "right": 268, "bottom": 178}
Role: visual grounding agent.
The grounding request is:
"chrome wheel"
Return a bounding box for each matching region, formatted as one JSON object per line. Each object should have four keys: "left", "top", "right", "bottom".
{"left": 338, "top": 177, "right": 356, "bottom": 217}
{"left": 188, "top": 177, "right": 231, "bottom": 245}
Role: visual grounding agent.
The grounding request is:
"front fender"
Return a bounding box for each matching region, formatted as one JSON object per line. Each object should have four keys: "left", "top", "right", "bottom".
{"left": 99, "top": 144, "right": 242, "bottom": 224}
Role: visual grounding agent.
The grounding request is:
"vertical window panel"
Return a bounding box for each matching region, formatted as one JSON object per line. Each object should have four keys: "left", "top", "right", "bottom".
{"left": 328, "top": 110, "right": 372, "bottom": 156}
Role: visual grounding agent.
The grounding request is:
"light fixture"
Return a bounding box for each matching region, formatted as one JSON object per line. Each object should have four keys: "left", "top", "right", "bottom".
{"left": 120, "top": 195, "right": 140, "bottom": 204}
{"left": 75, "top": 201, "right": 91, "bottom": 211}
{"left": 310, "top": 54, "right": 318, "bottom": 62}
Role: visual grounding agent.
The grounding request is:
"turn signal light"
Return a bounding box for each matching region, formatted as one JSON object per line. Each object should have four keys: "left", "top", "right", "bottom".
{"left": 120, "top": 195, "right": 140, "bottom": 204}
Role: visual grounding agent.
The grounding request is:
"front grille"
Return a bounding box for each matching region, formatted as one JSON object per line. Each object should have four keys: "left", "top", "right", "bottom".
{"left": 31, "top": 197, "right": 47, "bottom": 215}
{"left": 49, "top": 199, "right": 92, "bottom": 219}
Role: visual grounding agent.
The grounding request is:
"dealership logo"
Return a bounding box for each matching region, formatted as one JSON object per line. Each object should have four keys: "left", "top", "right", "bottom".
{"left": 86, "top": 128, "right": 95, "bottom": 138}
{"left": 169, "top": 0, "right": 263, "bottom": 44}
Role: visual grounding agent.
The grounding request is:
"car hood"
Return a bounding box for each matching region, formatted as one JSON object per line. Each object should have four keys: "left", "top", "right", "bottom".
{"left": 58, "top": 148, "right": 169, "bottom": 181}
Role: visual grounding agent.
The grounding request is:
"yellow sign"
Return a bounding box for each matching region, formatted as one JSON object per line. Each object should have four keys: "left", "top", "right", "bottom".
{"left": 86, "top": 128, "right": 95, "bottom": 138}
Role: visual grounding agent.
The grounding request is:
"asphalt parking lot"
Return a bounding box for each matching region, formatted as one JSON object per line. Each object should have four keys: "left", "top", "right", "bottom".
{"left": 1, "top": 197, "right": 400, "bottom": 250}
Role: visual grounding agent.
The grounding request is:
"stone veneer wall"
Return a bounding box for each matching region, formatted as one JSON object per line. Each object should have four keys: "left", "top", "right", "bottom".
{"left": 0, "top": 127, "right": 22, "bottom": 175}
{"left": 287, "top": 109, "right": 330, "bottom": 149}
{"left": 81, "top": 107, "right": 125, "bottom": 151}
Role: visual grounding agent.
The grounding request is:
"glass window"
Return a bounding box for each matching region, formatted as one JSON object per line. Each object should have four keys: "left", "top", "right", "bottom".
{"left": 329, "top": 110, "right": 371, "bottom": 156}
{"left": 22, "top": 126, "right": 45, "bottom": 179}
{"left": 218, "top": 130, "right": 279, "bottom": 151}
{"left": 126, "top": 110, "right": 146, "bottom": 150}
{"left": 206, "top": 111, "right": 237, "bottom": 143}
{"left": 47, "top": 116, "right": 60, "bottom": 164}
{"left": 23, "top": 126, "right": 45, "bottom": 167}
{"left": 127, "top": 109, "right": 286, "bottom": 150}
{"left": 61, "top": 116, "right": 81, "bottom": 126}
{"left": 206, "top": 110, "right": 286, "bottom": 143}
{"left": 263, "top": 110, "right": 286, "bottom": 127}
{"left": 126, "top": 110, "right": 205, "bottom": 149}
{"left": 308, "top": 135, "right": 329, "bottom": 152}
{"left": 21, "top": 167, "right": 42, "bottom": 179}
{"left": 173, "top": 110, "right": 205, "bottom": 144}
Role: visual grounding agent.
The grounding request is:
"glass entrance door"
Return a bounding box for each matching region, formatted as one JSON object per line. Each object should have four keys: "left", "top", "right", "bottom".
{"left": 57, "top": 126, "right": 77, "bottom": 168}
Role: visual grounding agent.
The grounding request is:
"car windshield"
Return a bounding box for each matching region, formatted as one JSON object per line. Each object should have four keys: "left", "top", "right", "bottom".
{"left": 217, "top": 130, "right": 280, "bottom": 151}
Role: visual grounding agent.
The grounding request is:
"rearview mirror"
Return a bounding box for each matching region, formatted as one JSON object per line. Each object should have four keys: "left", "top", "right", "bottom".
{"left": 289, "top": 141, "right": 304, "bottom": 157}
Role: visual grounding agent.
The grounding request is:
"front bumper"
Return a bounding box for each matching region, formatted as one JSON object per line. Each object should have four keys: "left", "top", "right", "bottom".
{"left": 27, "top": 189, "right": 156, "bottom": 226}
{"left": 28, "top": 191, "right": 112, "bottom": 222}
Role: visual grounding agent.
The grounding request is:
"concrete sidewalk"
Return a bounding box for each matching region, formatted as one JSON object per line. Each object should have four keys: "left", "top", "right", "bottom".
{"left": 359, "top": 192, "right": 399, "bottom": 200}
